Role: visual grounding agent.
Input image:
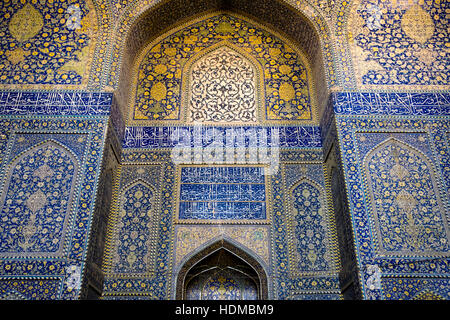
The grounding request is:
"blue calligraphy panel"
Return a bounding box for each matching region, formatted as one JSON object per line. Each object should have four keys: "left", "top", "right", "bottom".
{"left": 122, "top": 126, "right": 322, "bottom": 149}
{"left": 178, "top": 166, "right": 266, "bottom": 220}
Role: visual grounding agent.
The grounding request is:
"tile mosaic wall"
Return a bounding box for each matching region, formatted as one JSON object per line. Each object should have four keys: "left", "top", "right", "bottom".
{"left": 101, "top": 146, "right": 342, "bottom": 300}
{"left": 0, "top": 0, "right": 448, "bottom": 301}
{"left": 0, "top": 92, "right": 110, "bottom": 299}
{"left": 2, "top": 0, "right": 447, "bottom": 92}
{"left": 129, "top": 13, "right": 316, "bottom": 125}
{"left": 332, "top": 92, "right": 449, "bottom": 300}
{"left": 38, "top": 0, "right": 442, "bottom": 94}
{"left": 0, "top": 136, "right": 82, "bottom": 257}
{"left": 320, "top": 92, "right": 362, "bottom": 299}
{"left": 347, "top": 0, "right": 449, "bottom": 90}
{"left": 0, "top": 0, "right": 98, "bottom": 90}
{"left": 0, "top": 91, "right": 112, "bottom": 116}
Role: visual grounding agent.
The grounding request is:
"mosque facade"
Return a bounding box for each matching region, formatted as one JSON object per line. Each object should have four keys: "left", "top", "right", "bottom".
{"left": 0, "top": 0, "right": 448, "bottom": 300}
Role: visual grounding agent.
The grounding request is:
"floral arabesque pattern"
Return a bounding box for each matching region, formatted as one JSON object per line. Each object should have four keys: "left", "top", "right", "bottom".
{"left": 112, "top": 181, "right": 155, "bottom": 274}
{"left": 188, "top": 46, "right": 258, "bottom": 123}
{"left": 0, "top": 0, "right": 95, "bottom": 87}
{"left": 290, "top": 180, "right": 330, "bottom": 272}
{"left": 364, "top": 138, "right": 449, "bottom": 256}
{"left": 0, "top": 141, "right": 77, "bottom": 256}
{"left": 351, "top": 1, "right": 448, "bottom": 87}
{"left": 132, "top": 13, "right": 314, "bottom": 124}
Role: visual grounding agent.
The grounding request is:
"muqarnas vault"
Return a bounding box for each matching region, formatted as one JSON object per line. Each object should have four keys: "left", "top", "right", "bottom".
{"left": 0, "top": 0, "right": 448, "bottom": 300}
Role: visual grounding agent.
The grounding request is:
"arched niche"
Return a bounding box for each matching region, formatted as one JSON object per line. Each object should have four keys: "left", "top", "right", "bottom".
{"left": 363, "top": 137, "right": 449, "bottom": 256}
{"left": 288, "top": 177, "right": 331, "bottom": 274}
{"left": 111, "top": 0, "right": 333, "bottom": 131}
{"left": 107, "top": 179, "right": 157, "bottom": 274}
{"left": 175, "top": 238, "right": 269, "bottom": 299}
{"left": 0, "top": 140, "right": 79, "bottom": 257}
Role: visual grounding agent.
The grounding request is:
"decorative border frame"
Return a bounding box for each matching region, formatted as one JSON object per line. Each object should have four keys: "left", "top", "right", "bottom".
{"left": 0, "top": 135, "right": 86, "bottom": 259}
{"left": 344, "top": 0, "right": 450, "bottom": 92}
{"left": 0, "top": 115, "right": 109, "bottom": 299}
{"left": 122, "top": 125, "right": 323, "bottom": 149}
{"left": 102, "top": 162, "right": 164, "bottom": 277}
{"left": 173, "top": 237, "right": 270, "bottom": 300}
{"left": 281, "top": 161, "right": 341, "bottom": 279}
{"left": 0, "top": 91, "right": 112, "bottom": 116}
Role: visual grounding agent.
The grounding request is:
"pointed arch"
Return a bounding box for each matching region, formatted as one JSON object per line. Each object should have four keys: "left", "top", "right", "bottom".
{"left": 0, "top": 0, "right": 100, "bottom": 90}
{"left": 109, "top": 1, "right": 334, "bottom": 128}
{"left": 288, "top": 177, "right": 331, "bottom": 274}
{"left": 119, "top": 178, "right": 157, "bottom": 203}
{"left": 109, "top": 0, "right": 335, "bottom": 97}
{"left": 174, "top": 237, "right": 269, "bottom": 299}
{"left": 109, "top": 179, "right": 158, "bottom": 274}
{"left": 181, "top": 41, "right": 264, "bottom": 124}
{"left": 0, "top": 140, "right": 79, "bottom": 257}
{"left": 363, "top": 137, "right": 449, "bottom": 256}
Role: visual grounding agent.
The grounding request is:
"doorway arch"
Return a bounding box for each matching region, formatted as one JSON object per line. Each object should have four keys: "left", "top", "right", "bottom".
{"left": 175, "top": 238, "right": 269, "bottom": 299}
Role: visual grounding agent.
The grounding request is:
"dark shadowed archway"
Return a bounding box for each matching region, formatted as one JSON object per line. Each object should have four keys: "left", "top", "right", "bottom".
{"left": 175, "top": 238, "right": 269, "bottom": 300}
